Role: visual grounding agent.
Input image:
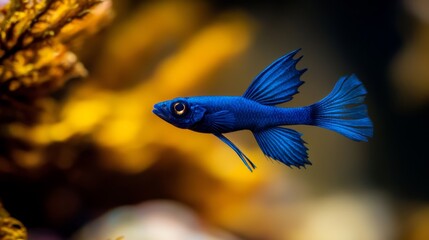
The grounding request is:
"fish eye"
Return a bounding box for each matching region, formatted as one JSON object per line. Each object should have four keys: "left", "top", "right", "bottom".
{"left": 172, "top": 101, "right": 188, "bottom": 117}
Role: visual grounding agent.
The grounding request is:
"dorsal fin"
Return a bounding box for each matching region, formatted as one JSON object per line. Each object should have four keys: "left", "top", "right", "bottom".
{"left": 243, "top": 49, "right": 306, "bottom": 105}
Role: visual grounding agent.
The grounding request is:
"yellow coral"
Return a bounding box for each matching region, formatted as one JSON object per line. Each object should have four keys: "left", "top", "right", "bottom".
{"left": 0, "top": 0, "right": 112, "bottom": 92}
{"left": 0, "top": 203, "right": 27, "bottom": 240}
{"left": 0, "top": 0, "right": 113, "bottom": 237}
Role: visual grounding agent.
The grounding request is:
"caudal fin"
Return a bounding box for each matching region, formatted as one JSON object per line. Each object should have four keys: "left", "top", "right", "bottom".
{"left": 311, "top": 74, "right": 373, "bottom": 141}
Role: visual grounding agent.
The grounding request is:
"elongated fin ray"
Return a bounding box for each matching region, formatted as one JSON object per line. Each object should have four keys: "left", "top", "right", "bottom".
{"left": 253, "top": 127, "right": 311, "bottom": 168}
{"left": 311, "top": 74, "right": 373, "bottom": 141}
{"left": 214, "top": 133, "right": 256, "bottom": 172}
{"left": 243, "top": 49, "right": 306, "bottom": 105}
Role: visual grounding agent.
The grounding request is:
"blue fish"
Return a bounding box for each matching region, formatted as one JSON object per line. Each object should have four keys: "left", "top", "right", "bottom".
{"left": 153, "top": 49, "right": 373, "bottom": 171}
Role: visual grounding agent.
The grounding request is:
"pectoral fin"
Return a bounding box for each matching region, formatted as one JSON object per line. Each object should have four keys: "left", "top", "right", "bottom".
{"left": 214, "top": 133, "right": 256, "bottom": 172}
{"left": 205, "top": 110, "right": 235, "bottom": 133}
{"left": 253, "top": 127, "right": 310, "bottom": 168}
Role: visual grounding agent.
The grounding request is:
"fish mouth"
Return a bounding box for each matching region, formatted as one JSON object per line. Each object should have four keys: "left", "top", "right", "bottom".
{"left": 152, "top": 103, "right": 169, "bottom": 121}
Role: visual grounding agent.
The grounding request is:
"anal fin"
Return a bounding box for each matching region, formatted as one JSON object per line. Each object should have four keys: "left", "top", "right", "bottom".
{"left": 253, "top": 127, "right": 310, "bottom": 168}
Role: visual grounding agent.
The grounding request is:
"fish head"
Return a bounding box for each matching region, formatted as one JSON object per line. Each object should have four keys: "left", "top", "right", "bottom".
{"left": 153, "top": 97, "right": 206, "bottom": 129}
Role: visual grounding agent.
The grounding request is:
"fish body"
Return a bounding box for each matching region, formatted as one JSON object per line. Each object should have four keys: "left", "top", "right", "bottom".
{"left": 153, "top": 49, "right": 373, "bottom": 171}
{"left": 154, "top": 96, "right": 311, "bottom": 133}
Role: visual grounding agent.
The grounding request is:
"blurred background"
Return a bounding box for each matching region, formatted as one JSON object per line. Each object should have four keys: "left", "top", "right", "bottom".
{"left": 0, "top": 0, "right": 428, "bottom": 239}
